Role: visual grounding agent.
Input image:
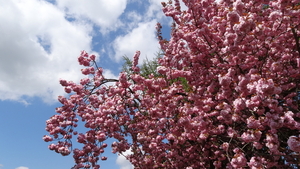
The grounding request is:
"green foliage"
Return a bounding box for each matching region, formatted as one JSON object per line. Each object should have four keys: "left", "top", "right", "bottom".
{"left": 122, "top": 55, "right": 133, "bottom": 75}
{"left": 140, "top": 57, "right": 161, "bottom": 78}
{"left": 122, "top": 51, "right": 163, "bottom": 78}
{"left": 177, "top": 77, "right": 192, "bottom": 93}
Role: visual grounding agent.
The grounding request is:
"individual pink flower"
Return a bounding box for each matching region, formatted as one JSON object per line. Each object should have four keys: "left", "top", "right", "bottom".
{"left": 132, "top": 51, "right": 140, "bottom": 67}
{"left": 287, "top": 136, "right": 300, "bottom": 152}
{"left": 231, "top": 152, "right": 247, "bottom": 168}
{"left": 43, "top": 135, "right": 53, "bottom": 142}
{"left": 157, "top": 66, "right": 168, "bottom": 74}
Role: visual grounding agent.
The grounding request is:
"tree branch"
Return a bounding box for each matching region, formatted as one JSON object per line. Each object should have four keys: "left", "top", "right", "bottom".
{"left": 291, "top": 27, "right": 300, "bottom": 55}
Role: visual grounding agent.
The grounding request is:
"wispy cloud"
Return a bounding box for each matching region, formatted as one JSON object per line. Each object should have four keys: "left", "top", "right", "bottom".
{"left": 15, "top": 167, "right": 29, "bottom": 169}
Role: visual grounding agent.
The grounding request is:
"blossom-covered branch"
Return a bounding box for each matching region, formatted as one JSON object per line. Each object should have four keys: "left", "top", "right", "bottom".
{"left": 44, "top": 0, "right": 300, "bottom": 168}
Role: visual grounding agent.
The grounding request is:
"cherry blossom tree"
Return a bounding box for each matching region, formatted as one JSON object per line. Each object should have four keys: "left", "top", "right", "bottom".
{"left": 44, "top": 0, "right": 300, "bottom": 168}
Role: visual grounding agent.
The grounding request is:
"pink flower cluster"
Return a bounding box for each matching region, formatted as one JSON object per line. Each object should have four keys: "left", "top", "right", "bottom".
{"left": 44, "top": 0, "right": 300, "bottom": 168}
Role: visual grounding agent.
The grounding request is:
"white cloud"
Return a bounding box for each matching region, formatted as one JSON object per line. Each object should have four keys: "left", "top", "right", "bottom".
{"left": 146, "top": 0, "right": 187, "bottom": 20}
{"left": 0, "top": 0, "right": 95, "bottom": 104}
{"left": 102, "top": 69, "right": 119, "bottom": 87}
{"left": 0, "top": 0, "right": 173, "bottom": 104}
{"left": 15, "top": 167, "right": 29, "bottom": 169}
{"left": 0, "top": 164, "right": 3, "bottom": 169}
{"left": 55, "top": 0, "right": 127, "bottom": 34}
{"left": 109, "top": 0, "right": 173, "bottom": 64}
{"left": 146, "top": 0, "right": 165, "bottom": 19}
{"left": 112, "top": 20, "right": 160, "bottom": 63}
{"left": 124, "top": 11, "right": 143, "bottom": 30}
{"left": 116, "top": 149, "right": 134, "bottom": 169}
{"left": 103, "top": 69, "right": 118, "bottom": 79}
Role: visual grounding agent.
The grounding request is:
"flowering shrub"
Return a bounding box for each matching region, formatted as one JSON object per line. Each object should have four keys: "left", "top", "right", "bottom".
{"left": 44, "top": 0, "right": 300, "bottom": 168}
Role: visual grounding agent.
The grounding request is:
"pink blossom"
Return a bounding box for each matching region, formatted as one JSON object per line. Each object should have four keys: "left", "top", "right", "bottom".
{"left": 157, "top": 66, "right": 168, "bottom": 74}
{"left": 287, "top": 136, "right": 300, "bottom": 152}
{"left": 241, "top": 130, "right": 262, "bottom": 142}
{"left": 90, "top": 54, "right": 96, "bottom": 61}
{"left": 227, "top": 11, "right": 240, "bottom": 24}
{"left": 231, "top": 153, "right": 247, "bottom": 168}
{"left": 44, "top": 1, "right": 300, "bottom": 168}
{"left": 233, "top": 0, "right": 244, "bottom": 14}
{"left": 132, "top": 51, "right": 140, "bottom": 67}
{"left": 43, "top": 135, "right": 53, "bottom": 142}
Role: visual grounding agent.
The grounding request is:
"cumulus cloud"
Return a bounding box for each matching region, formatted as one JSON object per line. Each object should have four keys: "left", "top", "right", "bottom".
{"left": 103, "top": 69, "right": 118, "bottom": 79}
{"left": 15, "top": 167, "right": 29, "bottom": 169}
{"left": 116, "top": 149, "right": 134, "bottom": 169}
{"left": 109, "top": 0, "right": 174, "bottom": 65}
{"left": 124, "top": 11, "right": 143, "bottom": 30}
{"left": 55, "top": 0, "right": 127, "bottom": 34}
{"left": 0, "top": 0, "right": 173, "bottom": 104}
{"left": 112, "top": 20, "right": 160, "bottom": 63}
{"left": 0, "top": 0, "right": 95, "bottom": 104}
{"left": 146, "top": 0, "right": 165, "bottom": 19}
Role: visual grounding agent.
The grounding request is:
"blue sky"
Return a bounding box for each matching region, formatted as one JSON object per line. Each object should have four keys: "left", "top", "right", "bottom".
{"left": 0, "top": 0, "right": 178, "bottom": 168}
